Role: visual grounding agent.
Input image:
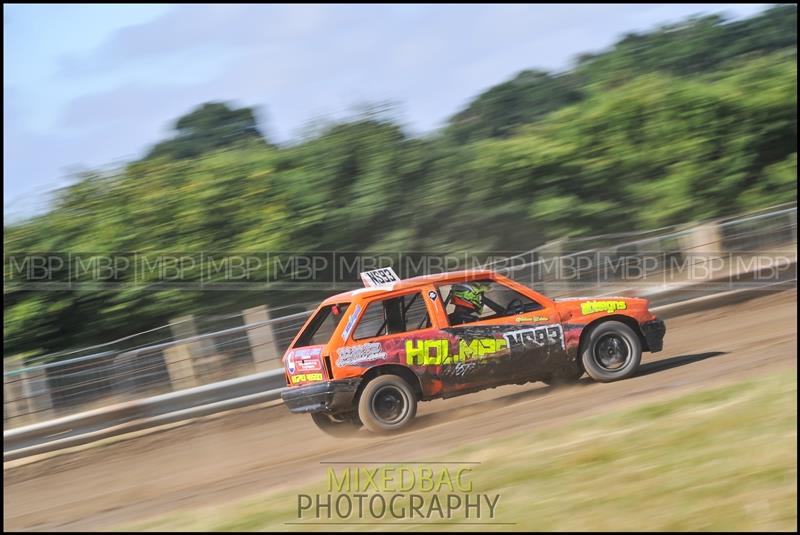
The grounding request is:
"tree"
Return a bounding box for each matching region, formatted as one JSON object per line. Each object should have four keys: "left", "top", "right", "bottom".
{"left": 445, "top": 70, "right": 584, "bottom": 144}
{"left": 146, "top": 102, "right": 269, "bottom": 160}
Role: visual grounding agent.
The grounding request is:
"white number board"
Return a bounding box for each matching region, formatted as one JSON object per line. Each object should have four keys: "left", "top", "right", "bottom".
{"left": 360, "top": 267, "right": 401, "bottom": 287}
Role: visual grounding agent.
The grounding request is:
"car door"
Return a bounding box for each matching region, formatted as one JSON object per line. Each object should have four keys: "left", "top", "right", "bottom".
{"left": 433, "top": 278, "right": 567, "bottom": 388}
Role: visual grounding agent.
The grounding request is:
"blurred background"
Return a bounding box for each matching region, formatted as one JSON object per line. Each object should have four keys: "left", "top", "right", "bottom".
{"left": 4, "top": 4, "right": 796, "bottom": 365}
{"left": 3, "top": 4, "right": 797, "bottom": 532}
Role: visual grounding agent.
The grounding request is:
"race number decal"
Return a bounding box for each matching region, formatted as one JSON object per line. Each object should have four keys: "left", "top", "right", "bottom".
{"left": 360, "top": 267, "right": 400, "bottom": 287}
{"left": 502, "top": 324, "right": 565, "bottom": 350}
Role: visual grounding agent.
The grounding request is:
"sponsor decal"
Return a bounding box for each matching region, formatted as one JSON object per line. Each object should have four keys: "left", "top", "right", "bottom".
{"left": 294, "top": 347, "right": 322, "bottom": 358}
{"left": 503, "top": 324, "right": 565, "bottom": 350}
{"left": 405, "top": 338, "right": 507, "bottom": 366}
{"left": 298, "top": 359, "right": 322, "bottom": 372}
{"left": 341, "top": 304, "right": 361, "bottom": 341}
{"left": 515, "top": 315, "right": 548, "bottom": 322}
{"left": 287, "top": 347, "right": 322, "bottom": 374}
{"left": 580, "top": 300, "right": 627, "bottom": 315}
{"left": 291, "top": 373, "right": 324, "bottom": 384}
{"left": 336, "top": 342, "right": 388, "bottom": 367}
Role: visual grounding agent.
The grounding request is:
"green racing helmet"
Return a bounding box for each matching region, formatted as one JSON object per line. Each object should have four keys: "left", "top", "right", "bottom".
{"left": 451, "top": 283, "right": 489, "bottom": 312}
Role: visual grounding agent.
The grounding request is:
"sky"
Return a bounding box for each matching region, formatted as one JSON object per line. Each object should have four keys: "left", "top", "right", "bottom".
{"left": 4, "top": 3, "right": 771, "bottom": 221}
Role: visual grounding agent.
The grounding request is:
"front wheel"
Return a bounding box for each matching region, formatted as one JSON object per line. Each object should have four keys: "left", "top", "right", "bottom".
{"left": 357, "top": 374, "right": 417, "bottom": 434}
{"left": 581, "top": 321, "right": 641, "bottom": 382}
{"left": 311, "top": 412, "right": 363, "bottom": 437}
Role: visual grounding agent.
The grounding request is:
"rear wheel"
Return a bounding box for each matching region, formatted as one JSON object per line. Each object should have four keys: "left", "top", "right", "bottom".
{"left": 357, "top": 374, "right": 417, "bottom": 434}
{"left": 310, "top": 412, "right": 363, "bottom": 437}
{"left": 581, "top": 321, "right": 641, "bottom": 382}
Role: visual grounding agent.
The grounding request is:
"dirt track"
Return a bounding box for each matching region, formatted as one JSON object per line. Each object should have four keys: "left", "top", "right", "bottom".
{"left": 3, "top": 290, "right": 797, "bottom": 531}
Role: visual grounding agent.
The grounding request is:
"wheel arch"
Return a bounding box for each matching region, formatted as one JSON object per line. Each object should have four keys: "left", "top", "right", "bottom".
{"left": 354, "top": 364, "right": 423, "bottom": 405}
{"left": 579, "top": 314, "right": 649, "bottom": 355}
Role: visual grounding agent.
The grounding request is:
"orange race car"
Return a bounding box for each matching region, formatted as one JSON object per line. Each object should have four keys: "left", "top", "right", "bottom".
{"left": 280, "top": 268, "right": 666, "bottom": 435}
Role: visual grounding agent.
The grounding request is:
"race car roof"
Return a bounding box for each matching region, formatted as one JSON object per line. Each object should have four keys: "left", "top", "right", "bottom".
{"left": 321, "top": 269, "right": 500, "bottom": 304}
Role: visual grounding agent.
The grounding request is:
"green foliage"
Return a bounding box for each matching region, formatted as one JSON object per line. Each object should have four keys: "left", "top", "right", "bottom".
{"left": 3, "top": 6, "right": 797, "bottom": 360}
{"left": 446, "top": 70, "right": 584, "bottom": 144}
{"left": 447, "top": 5, "right": 797, "bottom": 144}
{"left": 147, "top": 102, "right": 269, "bottom": 160}
{"left": 575, "top": 5, "right": 797, "bottom": 84}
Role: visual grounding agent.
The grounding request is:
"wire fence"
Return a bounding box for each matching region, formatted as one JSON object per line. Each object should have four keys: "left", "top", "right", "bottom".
{"left": 3, "top": 309, "right": 312, "bottom": 426}
{"left": 3, "top": 204, "right": 796, "bottom": 427}
{"left": 493, "top": 204, "right": 797, "bottom": 297}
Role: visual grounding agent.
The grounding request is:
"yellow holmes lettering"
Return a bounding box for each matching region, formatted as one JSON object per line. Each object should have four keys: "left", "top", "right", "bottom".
{"left": 481, "top": 338, "right": 506, "bottom": 355}
{"left": 406, "top": 339, "right": 448, "bottom": 365}
{"left": 405, "top": 340, "right": 424, "bottom": 365}
{"left": 459, "top": 339, "right": 479, "bottom": 361}
{"left": 458, "top": 338, "right": 507, "bottom": 361}
{"left": 422, "top": 340, "right": 439, "bottom": 365}
{"left": 409, "top": 338, "right": 507, "bottom": 365}
{"left": 441, "top": 350, "right": 454, "bottom": 365}
{"left": 431, "top": 340, "right": 449, "bottom": 365}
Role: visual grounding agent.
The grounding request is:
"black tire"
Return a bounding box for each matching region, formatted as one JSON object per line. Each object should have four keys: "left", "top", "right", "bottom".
{"left": 581, "top": 321, "right": 641, "bottom": 383}
{"left": 311, "top": 412, "right": 363, "bottom": 438}
{"left": 357, "top": 374, "right": 417, "bottom": 434}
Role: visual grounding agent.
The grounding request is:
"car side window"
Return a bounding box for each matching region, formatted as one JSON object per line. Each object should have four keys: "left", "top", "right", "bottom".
{"left": 353, "top": 301, "right": 386, "bottom": 339}
{"left": 352, "top": 292, "right": 431, "bottom": 340}
{"left": 403, "top": 292, "right": 432, "bottom": 332}
{"left": 439, "top": 279, "right": 543, "bottom": 326}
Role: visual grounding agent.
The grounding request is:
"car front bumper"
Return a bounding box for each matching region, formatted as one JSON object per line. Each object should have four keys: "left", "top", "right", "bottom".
{"left": 281, "top": 378, "right": 362, "bottom": 414}
{"left": 641, "top": 318, "right": 666, "bottom": 352}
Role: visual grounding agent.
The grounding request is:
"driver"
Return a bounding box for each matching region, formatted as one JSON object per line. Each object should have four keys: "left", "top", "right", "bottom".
{"left": 448, "top": 283, "right": 488, "bottom": 325}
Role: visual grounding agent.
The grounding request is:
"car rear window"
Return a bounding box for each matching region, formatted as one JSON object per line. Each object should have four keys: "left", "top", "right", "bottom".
{"left": 294, "top": 303, "right": 350, "bottom": 347}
